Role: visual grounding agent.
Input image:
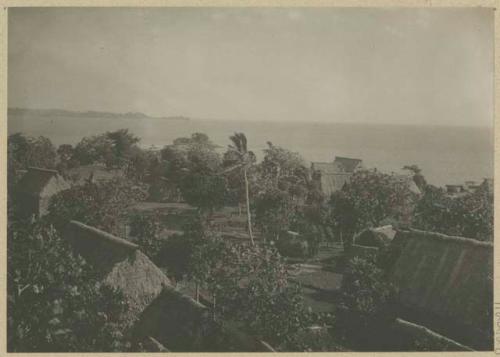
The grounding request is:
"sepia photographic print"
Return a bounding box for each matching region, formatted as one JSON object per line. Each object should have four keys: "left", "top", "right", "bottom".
{"left": 4, "top": 4, "right": 496, "bottom": 353}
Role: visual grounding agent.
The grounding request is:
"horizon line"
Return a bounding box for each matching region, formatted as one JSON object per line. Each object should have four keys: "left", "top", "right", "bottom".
{"left": 8, "top": 106, "right": 493, "bottom": 129}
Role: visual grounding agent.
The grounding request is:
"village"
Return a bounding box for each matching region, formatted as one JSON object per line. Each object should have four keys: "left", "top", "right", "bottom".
{"left": 7, "top": 129, "right": 494, "bottom": 352}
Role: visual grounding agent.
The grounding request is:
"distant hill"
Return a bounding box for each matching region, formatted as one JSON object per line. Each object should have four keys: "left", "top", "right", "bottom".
{"left": 8, "top": 108, "right": 190, "bottom": 121}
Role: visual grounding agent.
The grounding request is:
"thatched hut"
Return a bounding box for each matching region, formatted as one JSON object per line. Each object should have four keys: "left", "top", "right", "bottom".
{"left": 333, "top": 156, "right": 363, "bottom": 173}
{"left": 388, "top": 229, "right": 493, "bottom": 350}
{"left": 16, "top": 167, "right": 70, "bottom": 217}
{"left": 64, "top": 164, "right": 124, "bottom": 186}
{"left": 353, "top": 225, "right": 396, "bottom": 248}
{"left": 311, "top": 162, "right": 352, "bottom": 196}
{"left": 132, "top": 287, "right": 276, "bottom": 352}
{"left": 66, "top": 221, "right": 172, "bottom": 320}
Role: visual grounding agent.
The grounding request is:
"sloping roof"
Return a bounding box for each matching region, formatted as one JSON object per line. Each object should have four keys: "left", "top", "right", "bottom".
{"left": 311, "top": 161, "right": 343, "bottom": 175}
{"left": 16, "top": 167, "right": 70, "bottom": 197}
{"left": 311, "top": 162, "right": 352, "bottom": 196}
{"left": 65, "top": 165, "right": 124, "bottom": 185}
{"left": 333, "top": 156, "right": 362, "bottom": 173}
{"left": 67, "top": 221, "right": 172, "bottom": 319}
{"left": 392, "top": 174, "right": 422, "bottom": 195}
{"left": 133, "top": 287, "right": 277, "bottom": 352}
{"left": 388, "top": 229, "right": 493, "bottom": 349}
{"left": 354, "top": 225, "right": 396, "bottom": 247}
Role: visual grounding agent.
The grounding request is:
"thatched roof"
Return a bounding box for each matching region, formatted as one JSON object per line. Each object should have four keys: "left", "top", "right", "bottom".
{"left": 66, "top": 221, "right": 172, "bottom": 319}
{"left": 65, "top": 164, "right": 124, "bottom": 186}
{"left": 333, "top": 156, "right": 363, "bottom": 173}
{"left": 133, "top": 287, "right": 276, "bottom": 352}
{"left": 354, "top": 225, "right": 396, "bottom": 248}
{"left": 392, "top": 174, "right": 422, "bottom": 195}
{"left": 311, "top": 161, "right": 343, "bottom": 175}
{"left": 311, "top": 162, "right": 352, "bottom": 196}
{"left": 388, "top": 229, "right": 493, "bottom": 349}
{"left": 16, "top": 167, "right": 70, "bottom": 197}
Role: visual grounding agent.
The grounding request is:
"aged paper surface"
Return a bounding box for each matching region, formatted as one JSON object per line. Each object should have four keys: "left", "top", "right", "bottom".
{"left": 0, "top": 0, "right": 498, "bottom": 356}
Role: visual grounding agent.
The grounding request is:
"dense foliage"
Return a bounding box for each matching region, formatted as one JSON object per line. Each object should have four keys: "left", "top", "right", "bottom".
{"left": 413, "top": 182, "right": 493, "bottom": 241}
{"left": 329, "top": 169, "right": 418, "bottom": 248}
{"left": 47, "top": 178, "right": 147, "bottom": 235}
{"left": 335, "top": 256, "right": 398, "bottom": 350}
{"left": 7, "top": 220, "right": 129, "bottom": 352}
{"left": 8, "top": 128, "right": 494, "bottom": 352}
{"left": 8, "top": 133, "right": 57, "bottom": 184}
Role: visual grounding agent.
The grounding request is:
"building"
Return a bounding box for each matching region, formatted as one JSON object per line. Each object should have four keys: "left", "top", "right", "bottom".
{"left": 64, "top": 221, "right": 275, "bottom": 351}
{"left": 392, "top": 174, "right": 422, "bottom": 196}
{"left": 333, "top": 156, "right": 363, "bottom": 173}
{"left": 66, "top": 220, "right": 172, "bottom": 321}
{"left": 16, "top": 167, "right": 71, "bottom": 217}
{"left": 64, "top": 164, "right": 124, "bottom": 186}
{"left": 387, "top": 229, "right": 493, "bottom": 350}
{"left": 445, "top": 184, "right": 466, "bottom": 195}
{"left": 310, "top": 162, "right": 353, "bottom": 197}
{"left": 353, "top": 225, "right": 397, "bottom": 248}
{"left": 310, "top": 156, "right": 363, "bottom": 196}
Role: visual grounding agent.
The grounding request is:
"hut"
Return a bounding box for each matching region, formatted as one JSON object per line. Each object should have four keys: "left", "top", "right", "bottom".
{"left": 392, "top": 174, "right": 422, "bottom": 196}
{"left": 15, "top": 167, "right": 70, "bottom": 217}
{"left": 445, "top": 184, "right": 466, "bottom": 195}
{"left": 354, "top": 225, "right": 396, "bottom": 248}
{"left": 387, "top": 229, "right": 493, "bottom": 350}
{"left": 132, "top": 287, "right": 276, "bottom": 352}
{"left": 311, "top": 162, "right": 352, "bottom": 196}
{"left": 64, "top": 164, "right": 124, "bottom": 186}
{"left": 333, "top": 156, "right": 363, "bottom": 173}
{"left": 66, "top": 221, "right": 172, "bottom": 320}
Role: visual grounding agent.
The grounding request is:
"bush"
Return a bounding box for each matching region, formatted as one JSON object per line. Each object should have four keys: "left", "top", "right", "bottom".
{"left": 7, "top": 221, "right": 130, "bottom": 352}
{"left": 335, "top": 256, "right": 398, "bottom": 350}
{"left": 276, "top": 233, "right": 309, "bottom": 258}
{"left": 128, "top": 213, "right": 164, "bottom": 264}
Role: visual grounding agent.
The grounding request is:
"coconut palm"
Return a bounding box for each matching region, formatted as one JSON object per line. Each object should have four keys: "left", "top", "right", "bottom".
{"left": 222, "top": 133, "right": 256, "bottom": 245}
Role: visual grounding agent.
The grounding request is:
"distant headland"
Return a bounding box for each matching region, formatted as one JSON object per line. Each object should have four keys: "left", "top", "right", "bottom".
{"left": 8, "top": 107, "right": 190, "bottom": 121}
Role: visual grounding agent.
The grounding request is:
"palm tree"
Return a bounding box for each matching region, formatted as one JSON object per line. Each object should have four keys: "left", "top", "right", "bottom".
{"left": 222, "top": 133, "right": 256, "bottom": 245}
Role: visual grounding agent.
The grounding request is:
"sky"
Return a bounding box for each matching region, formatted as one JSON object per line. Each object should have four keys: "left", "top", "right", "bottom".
{"left": 8, "top": 7, "right": 494, "bottom": 126}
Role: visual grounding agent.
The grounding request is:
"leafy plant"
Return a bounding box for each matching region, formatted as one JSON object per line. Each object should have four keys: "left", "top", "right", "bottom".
{"left": 335, "top": 256, "right": 398, "bottom": 350}
{"left": 7, "top": 221, "right": 130, "bottom": 352}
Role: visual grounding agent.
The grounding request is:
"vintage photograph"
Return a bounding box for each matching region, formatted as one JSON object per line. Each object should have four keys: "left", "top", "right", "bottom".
{"left": 6, "top": 6, "right": 494, "bottom": 352}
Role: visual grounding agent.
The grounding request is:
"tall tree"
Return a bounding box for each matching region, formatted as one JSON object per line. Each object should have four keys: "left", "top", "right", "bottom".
{"left": 223, "top": 133, "right": 256, "bottom": 245}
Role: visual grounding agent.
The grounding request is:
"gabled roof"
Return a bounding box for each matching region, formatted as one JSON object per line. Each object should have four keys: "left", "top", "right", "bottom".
{"left": 354, "top": 225, "right": 397, "bottom": 247}
{"left": 311, "top": 161, "right": 343, "bottom": 175}
{"left": 311, "top": 162, "right": 352, "bottom": 196}
{"left": 392, "top": 174, "right": 422, "bottom": 195}
{"left": 69, "top": 220, "right": 139, "bottom": 251}
{"left": 65, "top": 164, "right": 124, "bottom": 185}
{"left": 389, "top": 229, "right": 493, "bottom": 349}
{"left": 16, "top": 167, "right": 69, "bottom": 196}
{"left": 67, "top": 221, "right": 172, "bottom": 320}
{"left": 333, "top": 156, "right": 362, "bottom": 172}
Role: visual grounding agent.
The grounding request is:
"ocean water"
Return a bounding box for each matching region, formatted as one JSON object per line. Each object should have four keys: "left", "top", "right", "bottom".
{"left": 8, "top": 114, "right": 494, "bottom": 187}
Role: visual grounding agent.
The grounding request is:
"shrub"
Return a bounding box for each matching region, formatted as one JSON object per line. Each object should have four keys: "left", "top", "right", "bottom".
{"left": 7, "top": 221, "right": 130, "bottom": 352}
{"left": 335, "top": 256, "right": 398, "bottom": 350}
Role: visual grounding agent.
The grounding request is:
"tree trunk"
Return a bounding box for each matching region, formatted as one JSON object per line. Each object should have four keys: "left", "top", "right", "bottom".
{"left": 213, "top": 294, "right": 216, "bottom": 321}
{"left": 243, "top": 168, "right": 255, "bottom": 245}
{"left": 195, "top": 283, "right": 200, "bottom": 303}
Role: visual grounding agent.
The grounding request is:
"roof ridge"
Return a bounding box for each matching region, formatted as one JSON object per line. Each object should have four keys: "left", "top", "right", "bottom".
{"left": 70, "top": 220, "right": 139, "bottom": 250}
{"left": 27, "top": 166, "right": 59, "bottom": 175}
{"left": 334, "top": 156, "right": 362, "bottom": 161}
{"left": 398, "top": 228, "right": 493, "bottom": 248}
